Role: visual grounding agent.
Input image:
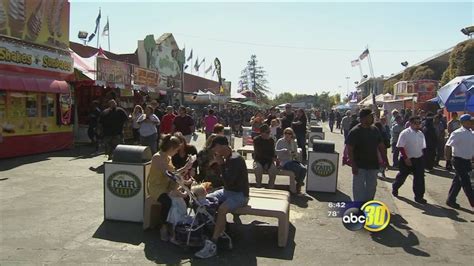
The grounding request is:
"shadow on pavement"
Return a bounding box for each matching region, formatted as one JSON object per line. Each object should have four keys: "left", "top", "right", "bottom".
{"left": 0, "top": 145, "right": 103, "bottom": 171}
{"left": 371, "top": 213, "right": 430, "bottom": 257}
{"left": 92, "top": 220, "right": 295, "bottom": 264}
{"left": 397, "top": 196, "right": 468, "bottom": 222}
{"left": 89, "top": 164, "right": 105, "bottom": 174}
{"left": 290, "top": 194, "right": 314, "bottom": 208}
{"left": 306, "top": 190, "right": 352, "bottom": 203}
{"left": 428, "top": 168, "right": 454, "bottom": 179}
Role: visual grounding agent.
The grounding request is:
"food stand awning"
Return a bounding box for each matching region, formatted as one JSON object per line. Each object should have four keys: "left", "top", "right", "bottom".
{"left": 437, "top": 75, "right": 474, "bottom": 112}
{"left": 0, "top": 73, "right": 70, "bottom": 94}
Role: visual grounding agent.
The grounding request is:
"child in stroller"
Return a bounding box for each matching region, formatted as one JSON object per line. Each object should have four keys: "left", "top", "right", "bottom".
{"left": 165, "top": 170, "right": 233, "bottom": 249}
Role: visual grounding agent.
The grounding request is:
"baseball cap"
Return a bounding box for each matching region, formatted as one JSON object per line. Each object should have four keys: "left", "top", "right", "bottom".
{"left": 209, "top": 135, "right": 229, "bottom": 149}
{"left": 459, "top": 114, "right": 472, "bottom": 122}
{"left": 359, "top": 108, "right": 373, "bottom": 119}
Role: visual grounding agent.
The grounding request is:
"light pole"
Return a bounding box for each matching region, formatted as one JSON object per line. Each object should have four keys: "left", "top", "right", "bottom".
{"left": 461, "top": 26, "right": 474, "bottom": 39}
{"left": 345, "top": 77, "right": 350, "bottom": 96}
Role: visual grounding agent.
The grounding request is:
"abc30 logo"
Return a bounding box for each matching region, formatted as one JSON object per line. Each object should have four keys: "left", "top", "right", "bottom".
{"left": 342, "top": 201, "right": 390, "bottom": 232}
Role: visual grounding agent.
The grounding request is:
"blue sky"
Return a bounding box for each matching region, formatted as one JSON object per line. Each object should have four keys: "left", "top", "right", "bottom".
{"left": 70, "top": 1, "right": 473, "bottom": 97}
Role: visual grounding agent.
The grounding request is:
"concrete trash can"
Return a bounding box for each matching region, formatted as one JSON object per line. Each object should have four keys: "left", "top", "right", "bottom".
{"left": 306, "top": 140, "right": 338, "bottom": 193}
{"left": 104, "top": 145, "right": 152, "bottom": 222}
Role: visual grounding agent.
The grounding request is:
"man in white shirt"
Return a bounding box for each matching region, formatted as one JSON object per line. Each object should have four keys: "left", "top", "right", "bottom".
{"left": 445, "top": 114, "right": 474, "bottom": 209}
{"left": 392, "top": 116, "right": 428, "bottom": 204}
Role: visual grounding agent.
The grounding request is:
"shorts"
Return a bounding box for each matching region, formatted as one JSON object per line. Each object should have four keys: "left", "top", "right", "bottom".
{"left": 207, "top": 189, "right": 248, "bottom": 211}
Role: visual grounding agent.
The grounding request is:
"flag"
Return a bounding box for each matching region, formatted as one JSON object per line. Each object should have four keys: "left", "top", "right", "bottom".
{"left": 214, "top": 57, "right": 222, "bottom": 86}
{"left": 102, "top": 17, "right": 109, "bottom": 36}
{"left": 194, "top": 57, "right": 199, "bottom": 72}
{"left": 219, "top": 86, "right": 224, "bottom": 94}
{"left": 351, "top": 59, "right": 360, "bottom": 67}
{"left": 88, "top": 9, "right": 101, "bottom": 42}
{"left": 359, "top": 48, "right": 369, "bottom": 60}
{"left": 187, "top": 49, "right": 193, "bottom": 62}
{"left": 87, "top": 32, "right": 96, "bottom": 42}
{"left": 198, "top": 58, "right": 205, "bottom": 67}
{"left": 205, "top": 65, "right": 212, "bottom": 74}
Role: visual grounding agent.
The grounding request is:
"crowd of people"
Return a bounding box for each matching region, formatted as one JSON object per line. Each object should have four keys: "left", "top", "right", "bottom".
{"left": 87, "top": 98, "right": 473, "bottom": 258}
{"left": 343, "top": 107, "right": 474, "bottom": 209}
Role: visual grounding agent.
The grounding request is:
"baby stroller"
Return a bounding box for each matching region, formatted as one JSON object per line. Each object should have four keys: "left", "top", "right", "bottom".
{"left": 165, "top": 170, "right": 233, "bottom": 249}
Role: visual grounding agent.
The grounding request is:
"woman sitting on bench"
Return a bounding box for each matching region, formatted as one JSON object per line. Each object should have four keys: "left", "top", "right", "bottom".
{"left": 275, "top": 127, "right": 306, "bottom": 196}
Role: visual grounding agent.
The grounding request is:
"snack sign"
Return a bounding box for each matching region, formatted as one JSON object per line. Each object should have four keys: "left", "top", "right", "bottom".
{"left": 0, "top": 0, "right": 70, "bottom": 50}
{"left": 0, "top": 38, "right": 73, "bottom": 74}
{"left": 96, "top": 57, "right": 131, "bottom": 87}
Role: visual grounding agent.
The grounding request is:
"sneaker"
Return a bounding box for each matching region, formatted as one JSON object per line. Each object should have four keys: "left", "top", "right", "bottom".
{"left": 195, "top": 240, "right": 217, "bottom": 259}
{"left": 415, "top": 198, "right": 427, "bottom": 204}
{"left": 446, "top": 201, "right": 461, "bottom": 209}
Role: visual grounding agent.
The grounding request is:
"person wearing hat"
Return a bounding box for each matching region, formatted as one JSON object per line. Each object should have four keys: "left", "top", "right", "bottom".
{"left": 346, "top": 108, "right": 388, "bottom": 202}
{"left": 195, "top": 135, "right": 249, "bottom": 259}
{"left": 445, "top": 114, "right": 474, "bottom": 209}
{"left": 392, "top": 116, "right": 428, "bottom": 204}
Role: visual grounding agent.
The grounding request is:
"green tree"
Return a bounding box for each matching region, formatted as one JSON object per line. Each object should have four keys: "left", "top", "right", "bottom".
{"left": 441, "top": 40, "right": 474, "bottom": 85}
{"left": 239, "top": 55, "right": 270, "bottom": 99}
{"left": 411, "top": 65, "right": 436, "bottom": 80}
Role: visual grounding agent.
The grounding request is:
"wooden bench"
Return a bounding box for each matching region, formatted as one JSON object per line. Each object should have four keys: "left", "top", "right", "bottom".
{"left": 246, "top": 160, "right": 296, "bottom": 193}
{"left": 233, "top": 188, "right": 290, "bottom": 247}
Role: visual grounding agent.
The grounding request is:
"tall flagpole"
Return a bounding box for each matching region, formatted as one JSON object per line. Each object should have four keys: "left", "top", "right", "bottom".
{"left": 358, "top": 63, "right": 363, "bottom": 80}
{"left": 366, "top": 46, "right": 378, "bottom": 117}
{"left": 97, "top": 8, "right": 101, "bottom": 49}
{"left": 107, "top": 16, "right": 110, "bottom": 51}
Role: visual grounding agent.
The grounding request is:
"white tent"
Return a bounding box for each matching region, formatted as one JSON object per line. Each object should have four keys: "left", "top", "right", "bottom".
{"left": 358, "top": 93, "right": 392, "bottom": 106}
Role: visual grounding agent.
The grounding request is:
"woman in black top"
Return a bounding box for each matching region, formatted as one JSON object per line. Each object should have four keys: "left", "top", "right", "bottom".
{"left": 172, "top": 132, "right": 198, "bottom": 175}
{"left": 292, "top": 108, "right": 308, "bottom": 162}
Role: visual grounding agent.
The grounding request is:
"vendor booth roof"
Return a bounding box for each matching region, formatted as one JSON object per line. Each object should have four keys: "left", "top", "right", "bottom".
{"left": 358, "top": 93, "right": 392, "bottom": 106}
{"left": 241, "top": 100, "right": 261, "bottom": 108}
{"left": 437, "top": 75, "right": 474, "bottom": 112}
{"left": 0, "top": 73, "right": 70, "bottom": 94}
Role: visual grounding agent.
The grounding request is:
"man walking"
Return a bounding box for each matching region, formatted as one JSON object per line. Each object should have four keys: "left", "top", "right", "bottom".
{"left": 341, "top": 110, "right": 352, "bottom": 140}
{"left": 446, "top": 112, "right": 461, "bottom": 170}
{"left": 99, "top": 99, "right": 128, "bottom": 160}
{"left": 346, "top": 109, "right": 387, "bottom": 202}
{"left": 445, "top": 114, "right": 474, "bottom": 209}
{"left": 391, "top": 115, "right": 404, "bottom": 168}
{"left": 173, "top": 106, "right": 195, "bottom": 143}
{"left": 392, "top": 116, "right": 428, "bottom": 204}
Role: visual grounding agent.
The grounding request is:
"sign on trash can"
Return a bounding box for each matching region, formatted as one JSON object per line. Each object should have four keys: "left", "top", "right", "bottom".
{"left": 104, "top": 145, "right": 152, "bottom": 222}
{"left": 307, "top": 140, "right": 338, "bottom": 193}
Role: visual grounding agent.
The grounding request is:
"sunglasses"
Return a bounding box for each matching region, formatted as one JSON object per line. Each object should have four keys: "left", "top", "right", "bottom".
{"left": 284, "top": 132, "right": 293, "bottom": 135}
{"left": 412, "top": 121, "right": 421, "bottom": 125}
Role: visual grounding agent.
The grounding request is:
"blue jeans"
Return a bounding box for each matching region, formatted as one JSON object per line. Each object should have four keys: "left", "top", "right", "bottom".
{"left": 296, "top": 134, "right": 307, "bottom": 161}
{"left": 140, "top": 133, "right": 158, "bottom": 154}
{"left": 207, "top": 189, "right": 249, "bottom": 211}
{"left": 352, "top": 169, "right": 378, "bottom": 202}
{"left": 391, "top": 143, "right": 399, "bottom": 167}
{"left": 283, "top": 161, "right": 306, "bottom": 185}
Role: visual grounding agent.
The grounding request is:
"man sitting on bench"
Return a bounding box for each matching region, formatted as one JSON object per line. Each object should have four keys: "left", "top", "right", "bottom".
{"left": 253, "top": 124, "right": 278, "bottom": 188}
{"left": 195, "top": 136, "right": 250, "bottom": 259}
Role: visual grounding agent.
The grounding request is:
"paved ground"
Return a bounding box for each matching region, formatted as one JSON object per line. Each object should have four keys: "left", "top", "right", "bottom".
{"left": 1, "top": 124, "right": 473, "bottom": 265}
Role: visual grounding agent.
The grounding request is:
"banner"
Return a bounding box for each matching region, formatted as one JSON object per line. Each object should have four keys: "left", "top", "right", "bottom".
{"left": 133, "top": 65, "right": 159, "bottom": 88}
{"left": 0, "top": 0, "right": 70, "bottom": 50}
{"left": 0, "top": 37, "right": 73, "bottom": 75}
{"left": 96, "top": 57, "right": 131, "bottom": 88}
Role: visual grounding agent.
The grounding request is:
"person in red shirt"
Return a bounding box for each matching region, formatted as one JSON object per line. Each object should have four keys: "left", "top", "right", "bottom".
{"left": 160, "top": 106, "right": 176, "bottom": 135}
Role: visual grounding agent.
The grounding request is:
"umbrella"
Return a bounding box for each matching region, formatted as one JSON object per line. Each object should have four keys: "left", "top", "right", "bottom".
{"left": 241, "top": 100, "right": 261, "bottom": 108}
{"left": 437, "top": 75, "right": 474, "bottom": 112}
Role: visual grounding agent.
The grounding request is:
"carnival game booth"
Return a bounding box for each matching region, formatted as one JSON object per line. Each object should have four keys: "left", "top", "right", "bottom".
{"left": 0, "top": 0, "right": 74, "bottom": 159}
